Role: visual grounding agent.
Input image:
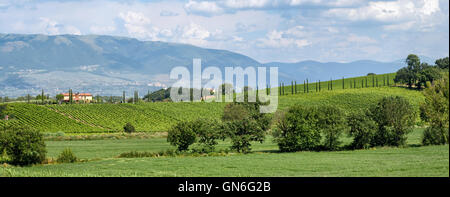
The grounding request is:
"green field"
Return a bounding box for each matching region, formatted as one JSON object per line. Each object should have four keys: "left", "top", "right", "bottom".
{"left": 0, "top": 86, "right": 425, "bottom": 133}
{"left": 0, "top": 74, "right": 447, "bottom": 177}
{"left": 1, "top": 129, "right": 448, "bottom": 177}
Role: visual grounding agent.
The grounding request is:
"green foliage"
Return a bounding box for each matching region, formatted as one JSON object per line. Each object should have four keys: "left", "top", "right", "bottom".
{"left": 123, "top": 122, "right": 135, "bottom": 133}
{"left": 394, "top": 54, "right": 445, "bottom": 89}
{"left": 191, "top": 119, "right": 221, "bottom": 153}
{"left": 143, "top": 88, "right": 172, "bottom": 102}
{"left": 347, "top": 110, "right": 377, "bottom": 149}
{"left": 167, "top": 121, "right": 197, "bottom": 151}
{"left": 435, "top": 57, "right": 449, "bottom": 69}
{"left": 56, "top": 148, "right": 78, "bottom": 163}
{"left": 221, "top": 102, "right": 270, "bottom": 153}
{"left": 370, "top": 96, "right": 416, "bottom": 146}
{"left": 0, "top": 125, "right": 46, "bottom": 166}
{"left": 273, "top": 105, "right": 322, "bottom": 152}
{"left": 318, "top": 106, "right": 348, "bottom": 150}
{"left": 421, "top": 74, "right": 449, "bottom": 145}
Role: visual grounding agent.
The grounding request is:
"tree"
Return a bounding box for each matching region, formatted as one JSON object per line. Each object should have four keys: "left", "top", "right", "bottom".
{"left": 191, "top": 119, "right": 221, "bottom": 153}
{"left": 221, "top": 101, "right": 270, "bottom": 153}
{"left": 435, "top": 57, "right": 449, "bottom": 69}
{"left": 123, "top": 122, "right": 135, "bottom": 133}
{"left": 418, "top": 66, "right": 441, "bottom": 88}
{"left": 420, "top": 74, "right": 449, "bottom": 145}
{"left": 167, "top": 121, "right": 197, "bottom": 151}
{"left": 370, "top": 96, "right": 416, "bottom": 146}
{"left": 56, "top": 94, "right": 64, "bottom": 102}
{"left": 318, "top": 106, "right": 348, "bottom": 151}
{"left": 273, "top": 105, "right": 322, "bottom": 152}
{"left": 347, "top": 110, "right": 377, "bottom": 149}
{"left": 0, "top": 125, "right": 46, "bottom": 166}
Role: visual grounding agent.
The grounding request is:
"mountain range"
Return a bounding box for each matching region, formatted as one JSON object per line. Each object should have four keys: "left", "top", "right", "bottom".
{"left": 0, "top": 34, "right": 435, "bottom": 97}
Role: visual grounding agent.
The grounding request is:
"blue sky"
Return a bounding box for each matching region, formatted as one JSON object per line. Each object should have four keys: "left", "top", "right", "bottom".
{"left": 0, "top": 0, "right": 448, "bottom": 63}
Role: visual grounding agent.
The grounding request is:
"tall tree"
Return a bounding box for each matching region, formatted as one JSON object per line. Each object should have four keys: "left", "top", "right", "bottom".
{"left": 435, "top": 57, "right": 449, "bottom": 69}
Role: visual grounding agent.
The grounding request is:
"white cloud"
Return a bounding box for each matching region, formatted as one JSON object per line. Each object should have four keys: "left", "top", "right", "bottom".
{"left": 258, "top": 26, "right": 311, "bottom": 48}
{"left": 185, "top": 0, "right": 224, "bottom": 16}
{"left": 347, "top": 34, "right": 377, "bottom": 44}
{"left": 326, "top": 0, "right": 440, "bottom": 22}
{"left": 39, "top": 17, "right": 81, "bottom": 35}
{"left": 179, "top": 23, "right": 211, "bottom": 46}
{"left": 118, "top": 11, "right": 161, "bottom": 40}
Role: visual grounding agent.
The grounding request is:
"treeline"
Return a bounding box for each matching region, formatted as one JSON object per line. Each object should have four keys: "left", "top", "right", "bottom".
{"left": 277, "top": 73, "right": 395, "bottom": 96}
{"left": 394, "top": 55, "right": 448, "bottom": 89}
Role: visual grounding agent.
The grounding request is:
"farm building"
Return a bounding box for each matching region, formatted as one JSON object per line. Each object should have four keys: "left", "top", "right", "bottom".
{"left": 62, "top": 92, "right": 93, "bottom": 103}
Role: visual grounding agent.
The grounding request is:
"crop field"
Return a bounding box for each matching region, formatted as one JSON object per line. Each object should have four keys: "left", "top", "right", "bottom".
{"left": 0, "top": 85, "right": 425, "bottom": 134}
{"left": 1, "top": 129, "right": 448, "bottom": 177}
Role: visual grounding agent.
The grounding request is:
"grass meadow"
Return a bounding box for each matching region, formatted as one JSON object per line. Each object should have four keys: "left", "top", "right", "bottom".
{"left": 1, "top": 129, "right": 448, "bottom": 177}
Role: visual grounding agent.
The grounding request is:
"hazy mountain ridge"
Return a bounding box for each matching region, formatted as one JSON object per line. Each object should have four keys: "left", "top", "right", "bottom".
{"left": 0, "top": 34, "right": 432, "bottom": 97}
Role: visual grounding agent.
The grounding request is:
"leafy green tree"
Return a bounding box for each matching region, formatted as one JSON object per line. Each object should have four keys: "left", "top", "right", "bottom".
{"left": 273, "top": 105, "right": 322, "bottom": 152}
{"left": 221, "top": 101, "right": 270, "bottom": 153}
{"left": 347, "top": 110, "right": 377, "bottom": 149}
{"left": 0, "top": 125, "right": 47, "bottom": 166}
{"left": 123, "top": 122, "right": 135, "bottom": 133}
{"left": 418, "top": 66, "right": 442, "bottom": 88}
{"left": 420, "top": 74, "right": 449, "bottom": 145}
{"left": 167, "top": 121, "right": 197, "bottom": 151}
{"left": 318, "top": 106, "right": 348, "bottom": 151}
{"left": 370, "top": 96, "right": 416, "bottom": 146}
{"left": 191, "top": 119, "right": 221, "bottom": 153}
{"left": 56, "top": 94, "right": 64, "bottom": 101}
{"left": 435, "top": 57, "right": 449, "bottom": 69}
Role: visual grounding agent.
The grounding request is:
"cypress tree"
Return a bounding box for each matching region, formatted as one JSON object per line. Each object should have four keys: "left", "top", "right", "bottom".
{"left": 365, "top": 78, "right": 368, "bottom": 88}
{"left": 291, "top": 81, "right": 294, "bottom": 94}
{"left": 372, "top": 75, "right": 375, "bottom": 87}
{"left": 41, "top": 89, "right": 45, "bottom": 104}
{"left": 319, "top": 80, "right": 321, "bottom": 92}
{"left": 330, "top": 78, "right": 333, "bottom": 90}
{"left": 294, "top": 81, "right": 297, "bottom": 94}
{"left": 69, "top": 89, "right": 73, "bottom": 104}
{"left": 376, "top": 77, "right": 378, "bottom": 87}
{"left": 342, "top": 77, "right": 345, "bottom": 89}
{"left": 304, "top": 80, "right": 306, "bottom": 93}
{"left": 306, "top": 79, "right": 309, "bottom": 93}
{"left": 387, "top": 75, "right": 390, "bottom": 86}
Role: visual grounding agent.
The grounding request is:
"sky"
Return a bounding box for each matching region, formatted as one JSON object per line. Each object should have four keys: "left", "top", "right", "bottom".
{"left": 0, "top": 0, "right": 448, "bottom": 63}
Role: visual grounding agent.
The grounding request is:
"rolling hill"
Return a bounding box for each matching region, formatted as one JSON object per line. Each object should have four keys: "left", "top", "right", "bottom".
{"left": 0, "top": 33, "right": 423, "bottom": 97}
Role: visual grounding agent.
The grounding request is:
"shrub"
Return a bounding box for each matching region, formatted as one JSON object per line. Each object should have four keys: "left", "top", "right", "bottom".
{"left": 273, "top": 105, "right": 321, "bottom": 152}
{"left": 318, "top": 106, "right": 348, "bottom": 151}
{"left": 223, "top": 118, "right": 265, "bottom": 153}
{"left": 370, "top": 96, "right": 416, "bottom": 147}
{"left": 221, "top": 102, "right": 270, "bottom": 153}
{"left": 123, "top": 122, "right": 135, "bottom": 133}
{"left": 56, "top": 148, "right": 78, "bottom": 163}
{"left": 422, "top": 126, "right": 449, "bottom": 146}
{"left": 167, "top": 121, "right": 197, "bottom": 151}
{"left": 191, "top": 119, "right": 221, "bottom": 153}
{"left": 347, "top": 110, "right": 377, "bottom": 149}
{"left": 0, "top": 125, "right": 47, "bottom": 166}
{"left": 420, "top": 74, "right": 449, "bottom": 145}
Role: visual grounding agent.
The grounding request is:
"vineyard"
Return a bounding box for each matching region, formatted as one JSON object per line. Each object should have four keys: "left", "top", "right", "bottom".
{"left": 0, "top": 73, "right": 426, "bottom": 134}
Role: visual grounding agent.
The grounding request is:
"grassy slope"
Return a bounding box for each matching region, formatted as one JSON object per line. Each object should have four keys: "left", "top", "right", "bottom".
{"left": 1, "top": 87, "right": 424, "bottom": 133}
{"left": 1, "top": 129, "right": 448, "bottom": 177}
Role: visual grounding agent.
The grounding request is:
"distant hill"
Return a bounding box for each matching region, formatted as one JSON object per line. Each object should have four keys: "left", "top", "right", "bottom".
{"left": 0, "top": 33, "right": 433, "bottom": 97}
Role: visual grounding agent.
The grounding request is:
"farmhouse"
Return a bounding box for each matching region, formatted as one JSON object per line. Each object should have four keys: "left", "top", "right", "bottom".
{"left": 62, "top": 92, "right": 93, "bottom": 103}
